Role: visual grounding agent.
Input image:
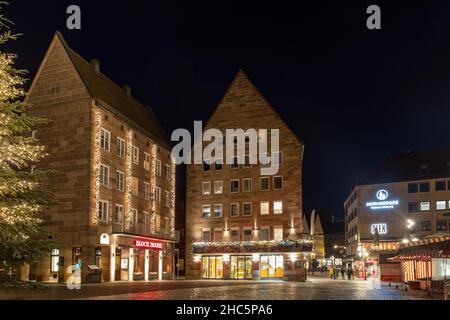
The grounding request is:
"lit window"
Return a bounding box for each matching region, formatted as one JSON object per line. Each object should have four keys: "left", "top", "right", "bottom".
{"left": 260, "top": 177, "right": 270, "bottom": 191}
{"left": 214, "top": 204, "right": 223, "bottom": 218}
{"left": 243, "top": 203, "right": 252, "bottom": 216}
{"left": 436, "top": 201, "right": 446, "bottom": 211}
{"left": 260, "top": 202, "right": 270, "bottom": 215}
{"left": 132, "top": 146, "right": 139, "bottom": 165}
{"left": 114, "top": 204, "right": 124, "bottom": 224}
{"left": 420, "top": 202, "right": 430, "bottom": 211}
{"left": 274, "top": 201, "right": 283, "bottom": 214}
{"left": 131, "top": 177, "right": 139, "bottom": 196}
{"left": 214, "top": 181, "right": 223, "bottom": 195}
{"left": 144, "top": 152, "right": 151, "bottom": 170}
{"left": 230, "top": 180, "right": 239, "bottom": 193}
{"left": 273, "top": 176, "right": 283, "bottom": 190}
{"left": 243, "top": 178, "right": 252, "bottom": 192}
{"left": 100, "top": 128, "right": 110, "bottom": 151}
{"left": 117, "top": 138, "right": 125, "bottom": 158}
{"left": 230, "top": 203, "right": 240, "bottom": 217}
{"left": 100, "top": 164, "right": 110, "bottom": 186}
{"left": 98, "top": 200, "right": 108, "bottom": 222}
{"left": 202, "top": 182, "right": 211, "bottom": 195}
{"left": 273, "top": 226, "right": 283, "bottom": 241}
{"left": 50, "top": 249, "right": 60, "bottom": 273}
{"left": 202, "top": 205, "right": 211, "bottom": 219}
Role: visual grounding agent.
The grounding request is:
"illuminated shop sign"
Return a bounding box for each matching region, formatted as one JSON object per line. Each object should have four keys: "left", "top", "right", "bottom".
{"left": 371, "top": 223, "right": 387, "bottom": 235}
{"left": 366, "top": 189, "right": 399, "bottom": 210}
{"left": 134, "top": 240, "right": 163, "bottom": 250}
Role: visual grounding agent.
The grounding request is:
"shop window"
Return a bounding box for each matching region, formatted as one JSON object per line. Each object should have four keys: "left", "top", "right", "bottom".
{"left": 243, "top": 228, "right": 252, "bottom": 241}
{"left": 202, "top": 256, "right": 223, "bottom": 279}
{"left": 50, "top": 249, "right": 60, "bottom": 273}
{"left": 435, "top": 180, "right": 446, "bottom": 191}
{"left": 230, "top": 228, "right": 240, "bottom": 241}
{"left": 420, "top": 221, "right": 431, "bottom": 231}
{"left": 202, "top": 205, "right": 211, "bottom": 219}
{"left": 260, "top": 255, "right": 283, "bottom": 279}
{"left": 436, "top": 220, "right": 448, "bottom": 231}
{"left": 419, "top": 182, "right": 430, "bottom": 193}
{"left": 260, "top": 177, "right": 270, "bottom": 191}
{"left": 202, "top": 182, "right": 211, "bottom": 195}
{"left": 231, "top": 256, "right": 252, "bottom": 279}
{"left": 214, "top": 181, "right": 223, "bottom": 195}
{"left": 420, "top": 202, "right": 430, "bottom": 212}
{"left": 260, "top": 227, "right": 270, "bottom": 241}
{"left": 274, "top": 201, "right": 283, "bottom": 214}
{"left": 408, "top": 183, "right": 418, "bottom": 193}
{"left": 243, "top": 178, "right": 252, "bottom": 192}
{"left": 230, "top": 203, "right": 240, "bottom": 217}
{"left": 260, "top": 202, "right": 270, "bottom": 215}
{"left": 273, "top": 226, "right": 283, "bottom": 241}
{"left": 436, "top": 201, "right": 446, "bottom": 211}
{"left": 214, "top": 204, "right": 223, "bottom": 218}
{"left": 243, "top": 203, "right": 252, "bottom": 216}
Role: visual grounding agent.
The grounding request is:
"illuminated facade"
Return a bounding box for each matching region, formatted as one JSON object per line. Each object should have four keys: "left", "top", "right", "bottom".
{"left": 185, "top": 70, "right": 313, "bottom": 281}
{"left": 24, "top": 32, "right": 177, "bottom": 283}
{"left": 344, "top": 149, "right": 450, "bottom": 278}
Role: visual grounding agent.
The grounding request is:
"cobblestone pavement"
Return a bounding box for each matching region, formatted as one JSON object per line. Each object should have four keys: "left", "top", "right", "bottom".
{"left": 0, "top": 276, "right": 440, "bottom": 300}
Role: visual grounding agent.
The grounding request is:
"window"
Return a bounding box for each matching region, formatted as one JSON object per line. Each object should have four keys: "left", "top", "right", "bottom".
{"left": 50, "top": 249, "right": 59, "bottom": 273}
{"left": 144, "top": 212, "right": 150, "bottom": 230}
{"left": 243, "top": 155, "right": 252, "bottom": 168}
{"left": 214, "top": 159, "right": 223, "bottom": 171}
{"left": 202, "top": 182, "right": 211, "bottom": 195}
{"left": 274, "top": 151, "right": 283, "bottom": 166}
{"left": 130, "top": 208, "right": 138, "bottom": 226}
{"left": 274, "top": 201, "right": 283, "bottom": 214}
{"left": 260, "top": 202, "right": 270, "bottom": 215}
{"left": 114, "top": 204, "right": 124, "bottom": 224}
{"left": 230, "top": 203, "right": 240, "bottom": 217}
{"left": 202, "top": 229, "right": 211, "bottom": 242}
{"left": 408, "top": 202, "right": 420, "bottom": 212}
{"left": 273, "top": 176, "right": 283, "bottom": 190}
{"left": 260, "top": 177, "right": 270, "bottom": 191}
{"left": 436, "top": 220, "right": 448, "bottom": 231}
{"left": 165, "top": 191, "right": 170, "bottom": 208}
{"left": 243, "top": 178, "right": 252, "bottom": 192}
{"left": 202, "top": 205, "right": 211, "bottom": 219}
{"left": 164, "top": 165, "right": 171, "bottom": 181}
{"left": 144, "top": 182, "right": 150, "bottom": 200}
{"left": 230, "top": 180, "right": 239, "bottom": 193}
{"left": 408, "top": 183, "right": 418, "bottom": 193}
{"left": 98, "top": 200, "right": 108, "bottom": 222}
{"left": 132, "top": 146, "right": 139, "bottom": 165}
{"left": 419, "top": 182, "right": 430, "bottom": 192}
{"left": 156, "top": 159, "right": 162, "bottom": 176}
{"left": 144, "top": 152, "right": 151, "bottom": 170}
{"left": 115, "top": 170, "right": 124, "bottom": 192}
{"left": 230, "top": 156, "right": 239, "bottom": 169}
{"left": 131, "top": 177, "right": 139, "bottom": 196}
{"left": 155, "top": 187, "right": 161, "bottom": 203}
{"left": 117, "top": 138, "right": 125, "bottom": 158}
{"left": 243, "top": 228, "right": 252, "bottom": 241}
{"left": 273, "top": 226, "right": 283, "bottom": 241}
{"left": 100, "top": 128, "right": 110, "bottom": 151}
{"left": 436, "top": 201, "right": 446, "bottom": 211}
{"left": 230, "top": 228, "right": 240, "bottom": 241}
{"left": 243, "top": 203, "right": 252, "bottom": 216}
{"left": 419, "top": 220, "right": 431, "bottom": 231}
{"left": 100, "top": 164, "right": 110, "bottom": 186}
{"left": 214, "top": 229, "right": 224, "bottom": 242}
{"left": 420, "top": 202, "right": 431, "bottom": 211}
{"left": 260, "top": 227, "right": 270, "bottom": 241}
{"left": 203, "top": 159, "right": 211, "bottom": 172}
{"left": 436, "top": 180, "right": 446, "bottom": 191}
{"left": 214, "top": 181, "right": 223, "bottom": 195}
{"left": 214, "top": 204, "right": 223, "bottom": 218}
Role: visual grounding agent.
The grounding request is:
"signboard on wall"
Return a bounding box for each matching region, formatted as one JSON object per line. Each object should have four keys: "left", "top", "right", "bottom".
{"left": 134, "top": 239, "right": 163, "bottom": 250}
{"left": 371, "top": 223, "right": 387, "bottom": 235}
{"left": 366, "top": 190, "right": 399, "bottom": 210}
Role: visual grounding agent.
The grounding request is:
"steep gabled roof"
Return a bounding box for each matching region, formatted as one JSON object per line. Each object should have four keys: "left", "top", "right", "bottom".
{"left": 205, "top": 69, "right": 303, "bottom": 146}
{"left": 54, "top": 32, "right": 169, "bottom": 148}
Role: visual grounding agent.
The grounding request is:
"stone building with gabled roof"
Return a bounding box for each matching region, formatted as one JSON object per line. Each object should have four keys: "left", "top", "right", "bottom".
{"left": 24, "top": 32, "right": 177, "bottom": 283}
{"left": 185, "top": 70, "right": 313, "bottom": 281}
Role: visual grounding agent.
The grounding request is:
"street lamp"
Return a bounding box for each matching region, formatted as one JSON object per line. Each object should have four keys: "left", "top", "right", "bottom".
{"left": 404, "top": 219, "right": 416, "bottom": 243}
{"left": 357, "top": 245, "right": 369, "bottom": 280}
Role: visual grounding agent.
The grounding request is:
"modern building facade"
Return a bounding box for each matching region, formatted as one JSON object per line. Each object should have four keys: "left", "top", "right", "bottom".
{"left": 185, "top": 70, "right": 313, "bottom": 281}
{"left": 344, "top": 149, "right": 450, "bottom": 278}
{"left": 24, "top": 32, "right": 177, "bottom": 283}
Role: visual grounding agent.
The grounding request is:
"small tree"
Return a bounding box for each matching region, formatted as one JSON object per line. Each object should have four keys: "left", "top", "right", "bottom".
{"left": 0, "top": 4, "right": 55, "bottom": 286}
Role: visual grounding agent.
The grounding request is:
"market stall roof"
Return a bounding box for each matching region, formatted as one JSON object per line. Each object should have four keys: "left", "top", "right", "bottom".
{"left": 388, "top": 236, "right": 450, "bottom": 262}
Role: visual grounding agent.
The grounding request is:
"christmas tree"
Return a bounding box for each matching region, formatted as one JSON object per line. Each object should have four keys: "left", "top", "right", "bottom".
{"left": 0, "top": 4, "right": 55, "bottom": 287}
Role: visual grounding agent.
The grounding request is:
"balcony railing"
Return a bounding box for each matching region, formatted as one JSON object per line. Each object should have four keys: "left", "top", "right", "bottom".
{"left": 112, "top": 223, "right": 179, "bottom": 241}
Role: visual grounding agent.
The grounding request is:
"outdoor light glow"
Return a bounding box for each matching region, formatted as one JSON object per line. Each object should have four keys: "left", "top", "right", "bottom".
{"left": 150, "top": 143, "right": 157, "bottom": 234}
{"left": 91, "top": 108, "right": 102, "bottom": 226}
{"left": 289, "top": 254, "right": 298, "bottom": 262}
{"left": 366, "top": 189, "right": 399, "bottom": 210}
{"left": 402, "top": 239, "right": 410, "bottom": 244}
{"left": 252, "top": 253, "right": 260, "bottom": 262}
{"left": 222, "top": 254, "right": 230, "bottom": 262}
{"left": 193, "top": 255, "right": 201, "bottom": 263}
{"left": 170, "top": 155, "right": 176, "bottom": 238}
{"left": 125, "top": 130, "right": 133, "bottom": 230}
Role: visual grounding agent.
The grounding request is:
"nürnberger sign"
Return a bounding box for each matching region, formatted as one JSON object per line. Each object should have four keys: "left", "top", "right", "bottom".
{"left": 134, "top": 240, "right": 163, "bottom": 250}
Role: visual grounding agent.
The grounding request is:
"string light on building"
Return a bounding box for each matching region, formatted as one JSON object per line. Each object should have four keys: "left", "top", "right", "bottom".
{"left": 125, "top": 129, "right": 133, "bottom": 230}
{"left": 91, "top": 108, "right": 102, "bottom": 225}
{"left": 170, "top": 155, "right": 176, "bottom": 239}
{"left": 150, "top": 143, "right": 157, "bottom": 235}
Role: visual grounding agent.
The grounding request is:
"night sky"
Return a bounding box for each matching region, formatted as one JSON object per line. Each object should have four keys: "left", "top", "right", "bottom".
{"left": 5, "top": 1, "right": 450, "bottom": 220}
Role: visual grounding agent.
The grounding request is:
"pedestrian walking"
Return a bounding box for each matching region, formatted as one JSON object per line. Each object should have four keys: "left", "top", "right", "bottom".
{"left": 347, "top": 268, "right": 351, "bottom": 280}
{"left": 351, "top": 268, "right": 355, "bottom": 280}
{"left": 329, "top": 267, "right": 334, "bottom": 279}
{"left": 340, "top": 268, "right": 345, "bottom": 280}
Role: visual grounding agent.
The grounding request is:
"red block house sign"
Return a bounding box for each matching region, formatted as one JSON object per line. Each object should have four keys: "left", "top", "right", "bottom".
{"left": 134, "top": 239, "right": 163, "bottom": 250}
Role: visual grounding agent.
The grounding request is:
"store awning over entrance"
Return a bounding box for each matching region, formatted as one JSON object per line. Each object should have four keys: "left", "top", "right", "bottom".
{"left": 388, "top": 236, "right": 450, "bottom": 262}
{"left": 192, "top": 239, "right": 313, "bottom": 255}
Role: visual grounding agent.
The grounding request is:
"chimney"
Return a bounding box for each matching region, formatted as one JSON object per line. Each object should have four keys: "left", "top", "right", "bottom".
{"left": 90, "top": 59, "right": 100, "bottom": 73}
{"left": 123, "top": 85, "right": 131, "bottom": 97}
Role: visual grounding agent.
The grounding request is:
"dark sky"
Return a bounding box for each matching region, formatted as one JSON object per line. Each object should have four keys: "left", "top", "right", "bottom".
{"left": 5, "top": 1, "right": 450, "bottom": 219}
